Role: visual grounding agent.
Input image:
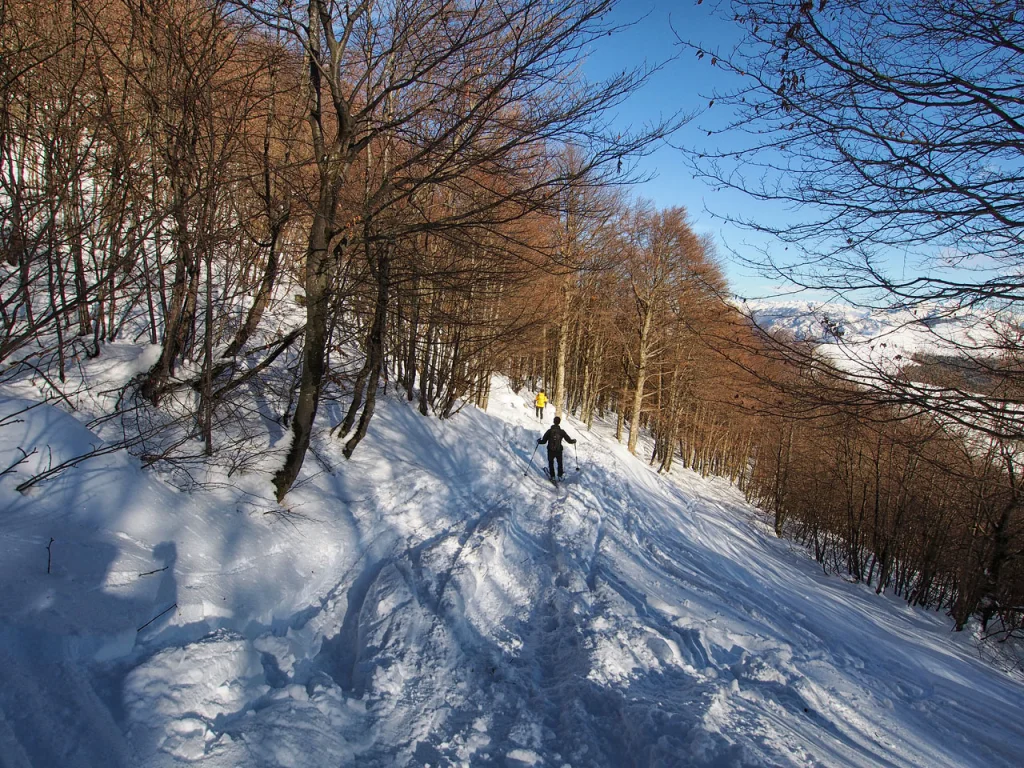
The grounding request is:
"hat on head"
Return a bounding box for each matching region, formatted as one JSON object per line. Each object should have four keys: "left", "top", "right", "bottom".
{"left": 553, "top": 416, "right": 561, "bottom": 424}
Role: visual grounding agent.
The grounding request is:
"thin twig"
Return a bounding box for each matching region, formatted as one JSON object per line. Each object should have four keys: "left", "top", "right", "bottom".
{"left": 16, "top": 439, "right": 137, "bottom": 493}
{"left": 11, "top": 360, "right": 77, "bottom": 410}
{"left": 137, "top": 603, "right": 177, "bottom": 632}
{"left": 0, "top": 399, "right": 46, "bottom": 427}
{"left": 0, "top": 447, "right": 36, "bottom": 478}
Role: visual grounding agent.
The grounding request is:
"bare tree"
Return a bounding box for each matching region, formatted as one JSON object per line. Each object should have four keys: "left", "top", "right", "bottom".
{"left": 681, "top": 0, "right": 1024, "bottom": 440}
{"left": 228, "top": 0, "right": 673, "bottom": 500}
{"left": 618, "top": 205, "right": 716, "bottom": 454}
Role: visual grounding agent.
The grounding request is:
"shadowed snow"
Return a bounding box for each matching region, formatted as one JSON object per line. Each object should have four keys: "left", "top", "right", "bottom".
{"left": 1, "top": 377, "right": 1023, "bottom": 767}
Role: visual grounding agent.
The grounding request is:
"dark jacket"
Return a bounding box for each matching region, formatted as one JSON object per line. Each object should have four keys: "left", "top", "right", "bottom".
{"left": 539, "top": 424, "right": 576, "bottom": 453}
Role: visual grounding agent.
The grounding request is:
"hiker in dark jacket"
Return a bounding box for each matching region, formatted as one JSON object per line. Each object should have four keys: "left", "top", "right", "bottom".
{"left": 538, "top": 416, "right": 576, "bottom": 480}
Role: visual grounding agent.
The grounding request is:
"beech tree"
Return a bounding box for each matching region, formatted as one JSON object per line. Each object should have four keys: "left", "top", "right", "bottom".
{"left": 547, "top": 148, "right": 622, "bottom": 421}
{"left": 617, "top": 205, "right": 720, "bottom": 454}
{"left": 683, "top": 0, "right": 1024, "bottom": 442}
{"left": 4, "top": 0, "right": 674, "bottom": 497}
{"left": 677, "top": 1, "right": 1024, "bottom": 634}
{"left": 227, "top": 0, "right": 669, "bottom": 500}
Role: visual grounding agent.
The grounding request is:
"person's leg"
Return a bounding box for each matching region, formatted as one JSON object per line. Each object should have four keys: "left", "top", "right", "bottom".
{"left": 555, "top": 451, "right": 564, "bottom": 477}
{"left": 547, "top": 451, "right": 555, "bottom": 478}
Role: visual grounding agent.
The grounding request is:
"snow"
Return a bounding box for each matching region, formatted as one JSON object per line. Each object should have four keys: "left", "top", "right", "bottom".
{"left": 2, "top": 368, "right": 1024, "bottom": 767}
{"left": 745, "top": 299, "right": 1017, "bottom": 377}
{"left": 744, "top": 299, "right": 1009, "bottom": 349}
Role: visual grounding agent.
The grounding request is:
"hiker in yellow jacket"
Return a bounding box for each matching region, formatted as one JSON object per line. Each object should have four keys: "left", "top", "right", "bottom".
{"left": 534, "top": 390, "right": 547, "bottom": 420}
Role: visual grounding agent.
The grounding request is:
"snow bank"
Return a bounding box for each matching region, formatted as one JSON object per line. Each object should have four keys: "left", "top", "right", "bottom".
{"left": 1, "top": 374, "right": 1023, "bottom": 766}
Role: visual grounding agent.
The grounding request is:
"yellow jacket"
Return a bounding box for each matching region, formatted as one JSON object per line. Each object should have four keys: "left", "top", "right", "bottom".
{"left": 535, "top": 392, "right": 547, "bottom": 408}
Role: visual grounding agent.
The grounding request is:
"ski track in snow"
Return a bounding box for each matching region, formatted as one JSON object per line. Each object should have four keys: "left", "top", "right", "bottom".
{"left": 2, "top": 379, "right": 1024, "bottom": 767}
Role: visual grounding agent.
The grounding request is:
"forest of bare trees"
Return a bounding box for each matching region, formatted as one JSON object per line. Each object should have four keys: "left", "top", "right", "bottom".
{"left": 0, "top": 0, "right": 668, "bottom": 482}
{"left": 675, "top": 0, "right": 1024, "bottom": 640}
{"left": 2, "top": 0, "right": 1022, "bottom": 641}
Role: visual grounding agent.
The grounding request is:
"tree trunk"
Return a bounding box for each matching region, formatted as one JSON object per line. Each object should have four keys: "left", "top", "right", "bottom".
{"left": 272, "top": 200, "right": 335, "bottom": 500}
{"left": 553, "top": 281, "right": 570, "bottom": 418}
{"left": 344, "top": 242, "right": 390, "bottom": 457}
{"left": 627, "top": 307, "right": 653, "bottom": 454}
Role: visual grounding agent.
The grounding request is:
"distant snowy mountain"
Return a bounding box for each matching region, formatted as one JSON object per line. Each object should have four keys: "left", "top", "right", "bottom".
{"left": 744, "top": 299, "right": 1018, "bottom": 375}
{"left": 2, "top": 361, "right": 1024, "bottom": 766}
{"left": 746, "top": 299, "right": 1002, "bottom": 346}
{"left": 744, "top": 301, "right": 891, "bottom": 343}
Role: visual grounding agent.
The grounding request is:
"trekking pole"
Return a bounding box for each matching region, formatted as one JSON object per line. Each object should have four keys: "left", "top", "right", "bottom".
{"left": 574, "top": 442, "right": 580, "bottom": 472}
{"left": 524, "top": 443, "right": 539, "bottom": 476}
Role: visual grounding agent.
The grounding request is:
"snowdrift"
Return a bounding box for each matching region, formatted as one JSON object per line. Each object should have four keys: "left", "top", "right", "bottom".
{"left": 1, "top": 375, "right": 1023, "bottom": 767}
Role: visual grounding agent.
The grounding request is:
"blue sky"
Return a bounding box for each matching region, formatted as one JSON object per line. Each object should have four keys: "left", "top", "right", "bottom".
{"left": 582, "top": 2, "right": 1011, "bottom": 307}
{"left": 582, "top": 1, "right": 804, "bottom": 300}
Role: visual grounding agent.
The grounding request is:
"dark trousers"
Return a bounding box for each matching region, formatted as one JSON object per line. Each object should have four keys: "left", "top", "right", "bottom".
{"left": 536, "top": 406, "right": 544, "bottom": 419}
{"left": 547, "top": 449, "right": 564, "bottom": 478}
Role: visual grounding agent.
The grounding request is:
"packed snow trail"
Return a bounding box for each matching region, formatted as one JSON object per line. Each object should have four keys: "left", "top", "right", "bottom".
{"left": 2, "top": 375, "right": 1024, "bottom": 766}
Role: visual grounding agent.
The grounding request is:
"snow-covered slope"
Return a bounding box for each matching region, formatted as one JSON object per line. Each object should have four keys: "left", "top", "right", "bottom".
{"left": 2, "top": 372, "right": 1023, "bottom": 767}
{"left": 746, "top": 299, "right": 1015, "bottom": 368}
